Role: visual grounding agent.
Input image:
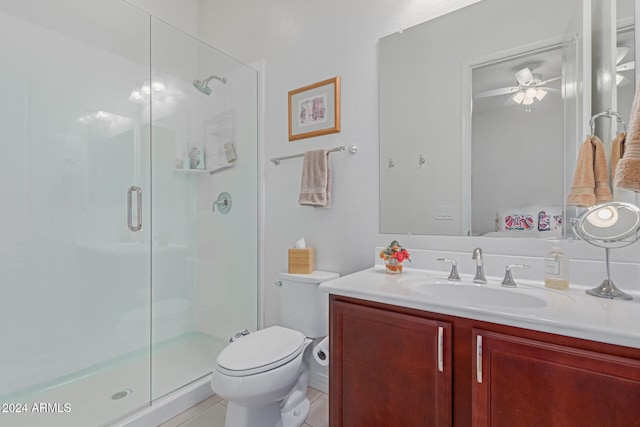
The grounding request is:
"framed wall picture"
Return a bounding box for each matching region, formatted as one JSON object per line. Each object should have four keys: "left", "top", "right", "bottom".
{"left": 288, "top": 76, "right": 340, "bottom": 141}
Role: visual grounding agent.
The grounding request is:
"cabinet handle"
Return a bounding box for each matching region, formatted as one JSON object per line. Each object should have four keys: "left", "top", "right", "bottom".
{"left": 476, "top": 335, "right": 483, "bottom": 383}
{"left": 437, "top": 326, "right": 444, "bottom": 372}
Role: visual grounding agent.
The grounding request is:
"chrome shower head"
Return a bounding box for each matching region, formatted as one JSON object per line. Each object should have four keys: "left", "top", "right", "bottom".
{"left": 192, "top": 75, "right": 227, "bottom": 96}
{"left": 192, "top": 79, "right": 212, "bottom": 95}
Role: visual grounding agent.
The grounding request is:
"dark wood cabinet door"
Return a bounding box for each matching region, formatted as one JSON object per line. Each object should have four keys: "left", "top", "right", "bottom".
{"left": 472, "top": 329, "right": 640, "bottom": 427}
{"left": 330, "top": 300, "right": 452, "bottom": 427}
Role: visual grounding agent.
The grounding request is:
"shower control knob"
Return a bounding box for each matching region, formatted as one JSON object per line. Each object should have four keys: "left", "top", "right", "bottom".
{"left": 212, "top": 192, "right": 232, "bottom": 214}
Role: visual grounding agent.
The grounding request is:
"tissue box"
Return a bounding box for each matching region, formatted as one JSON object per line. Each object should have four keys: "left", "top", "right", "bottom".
{"left": 288, "top": 248, "right": 315, "bottom": 274}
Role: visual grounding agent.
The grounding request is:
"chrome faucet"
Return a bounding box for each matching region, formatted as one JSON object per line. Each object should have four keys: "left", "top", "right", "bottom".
{"left": 472, "top": 247, "right": 487, "bottom": 284}
{"left": 501, "top": 264, "right": 530, "bottom": 288}
{"left": 437, "top": 258, "right": 461, "bottom": 281}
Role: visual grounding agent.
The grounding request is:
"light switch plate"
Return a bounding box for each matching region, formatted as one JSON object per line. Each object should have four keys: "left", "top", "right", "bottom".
{"left": 435, "top": 206, "right": 454, "bottom": 220}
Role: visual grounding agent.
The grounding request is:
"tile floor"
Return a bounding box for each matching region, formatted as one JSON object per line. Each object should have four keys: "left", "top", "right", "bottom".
{"left": 159, "top": 387, "right": 328, "bottom": 427}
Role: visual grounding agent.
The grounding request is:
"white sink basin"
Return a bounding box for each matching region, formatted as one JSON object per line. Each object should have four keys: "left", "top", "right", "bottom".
{"left": 399, "top": 277, "right": 550, "bottom": 308}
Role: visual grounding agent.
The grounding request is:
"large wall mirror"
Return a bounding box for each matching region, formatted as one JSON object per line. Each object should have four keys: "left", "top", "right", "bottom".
{"left": 379, "top": 0, "right": 636, "bottom": 237}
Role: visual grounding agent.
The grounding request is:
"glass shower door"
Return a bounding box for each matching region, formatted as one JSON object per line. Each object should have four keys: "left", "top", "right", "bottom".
{"left": 149, "top": 18, "right": 258, "bottom": 400}
{"left": 0, "top": 2, "right": 153, "bottom": 425}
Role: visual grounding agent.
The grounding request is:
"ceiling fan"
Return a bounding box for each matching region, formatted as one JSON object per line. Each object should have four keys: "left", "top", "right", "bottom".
{"left": 616, "top": 46, "right": 635, "bottom": 86}
{"left": 474, "top": 66, "right": 560, "bottom": 106}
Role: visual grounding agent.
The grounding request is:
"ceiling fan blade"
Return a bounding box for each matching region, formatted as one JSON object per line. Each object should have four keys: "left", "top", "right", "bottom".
{"left": 503, "top": 95, "right": 519, "bottom": 106}
{"left": 474, "top": 86, "right": 520, "bottom": 98}
{"left": 536, "top": 76, "right": 561, "bottom": 86}
{"left": 617, "top": 74, "right": 630, "bottom": 86}
{"left": 536, "top": 86, "right": 560, "bottom": 93}
{"left": 617, "top": 61, "right": 635, "bottom": 72}
{"left": 617, "top": 47, "right": 630, "bottom": 65}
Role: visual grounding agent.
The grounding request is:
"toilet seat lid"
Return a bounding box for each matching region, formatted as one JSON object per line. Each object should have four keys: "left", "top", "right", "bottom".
{"left": 216, "top": 326, "right": 306, "bottom": 376}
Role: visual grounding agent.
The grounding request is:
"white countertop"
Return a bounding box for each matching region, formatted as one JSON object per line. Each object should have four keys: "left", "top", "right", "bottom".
{"left": 319, "top": 266, "right": 640, "bottom": 349}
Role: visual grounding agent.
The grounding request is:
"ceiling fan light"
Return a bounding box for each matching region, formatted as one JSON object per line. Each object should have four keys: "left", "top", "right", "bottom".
{"left": 512, "top": 91, "right": 526, "bottom": 104}
{"left": 522, "top": 97, "right": 534, "bottom": 105}
{"left": 141, "top": 79, "right": 152, "bottom": 95}
{"left": 525, "top": 87, "right": 537, "bottom": 99}
{"left": 152, "top": 77, "right": 167, "bottom": 92}
{"left": 535, "top": 88, "right": 547, "bottom": 100}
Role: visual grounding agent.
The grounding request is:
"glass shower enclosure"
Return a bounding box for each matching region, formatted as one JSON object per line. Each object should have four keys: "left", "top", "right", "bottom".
{"left": 0, "top": 1, "right": 257, "bottom": 426}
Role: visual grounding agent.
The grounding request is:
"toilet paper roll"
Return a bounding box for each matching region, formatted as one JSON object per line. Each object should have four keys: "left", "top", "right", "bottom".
{"left": 313, "top": 336, "right": 329, "bottom": 367}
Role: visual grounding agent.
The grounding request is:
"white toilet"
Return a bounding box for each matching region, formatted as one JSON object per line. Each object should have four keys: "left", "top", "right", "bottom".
{"left": 210, "top": 270, "right": 338, "bottom": 427}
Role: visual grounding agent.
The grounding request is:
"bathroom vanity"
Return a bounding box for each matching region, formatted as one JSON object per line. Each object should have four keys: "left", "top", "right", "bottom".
{"left": 320, "top": 267, "right": 640, "bottom": 427}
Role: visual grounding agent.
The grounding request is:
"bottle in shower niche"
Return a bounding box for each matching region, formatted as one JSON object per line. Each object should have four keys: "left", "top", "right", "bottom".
{"left": 195, "top": 148, "right": 205, "bottom": 169}
{"left": 544, "top": 240, "right": 569, "bottom": 290}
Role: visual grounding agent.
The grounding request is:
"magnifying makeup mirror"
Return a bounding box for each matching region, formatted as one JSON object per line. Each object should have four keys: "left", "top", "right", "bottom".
{"left": 573, "top": 201, "right": 640, "bottom": 300}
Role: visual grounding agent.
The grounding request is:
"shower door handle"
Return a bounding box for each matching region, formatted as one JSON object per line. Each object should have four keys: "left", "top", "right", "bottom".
{"left": 127, "top": 186, "right": 142, "bottom": 232}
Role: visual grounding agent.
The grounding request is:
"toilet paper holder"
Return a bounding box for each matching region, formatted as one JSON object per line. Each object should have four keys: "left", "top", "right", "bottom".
{"left": 316, "top": 348, "right": 327, "bottom": 362}
{"left": 313, "top": 336, "right": 330, "bottom": 367}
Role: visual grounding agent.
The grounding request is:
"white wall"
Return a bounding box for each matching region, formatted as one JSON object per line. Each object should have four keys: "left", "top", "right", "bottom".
{"left": 472, "top": 102, "right": 564, "bottom": 234}
{"left": 125, "top": 0, "right": 199, "bottom": 36}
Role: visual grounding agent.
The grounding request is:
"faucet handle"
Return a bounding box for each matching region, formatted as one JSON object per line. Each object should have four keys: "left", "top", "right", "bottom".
{"left": 437, "top": 258, "right": 461, "bottom": 281}
{"left": 501, "top": 264, "right": 530, "bottom": 288}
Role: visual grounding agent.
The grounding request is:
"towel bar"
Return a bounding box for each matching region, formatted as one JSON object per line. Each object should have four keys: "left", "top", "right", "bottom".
{"left": 271, "top": 145, "right": 358, "bottom": 165}
{"left": 589, "top": 109, "right": 627, "bottom": 136}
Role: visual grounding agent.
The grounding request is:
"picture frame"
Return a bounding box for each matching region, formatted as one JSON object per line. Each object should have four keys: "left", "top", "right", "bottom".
{"left": 288, "top": 76, "right": 340, "bottom": 141}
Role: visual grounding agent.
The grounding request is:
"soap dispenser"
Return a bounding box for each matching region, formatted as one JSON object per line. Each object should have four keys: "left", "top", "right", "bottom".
{"left": 544, "top": 240, "right": 569, "bottom": 290}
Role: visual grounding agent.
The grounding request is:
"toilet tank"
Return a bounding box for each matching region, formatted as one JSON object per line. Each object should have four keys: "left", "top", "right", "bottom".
{"left": 279, "top": 270, "right": 339, "bottom": 338}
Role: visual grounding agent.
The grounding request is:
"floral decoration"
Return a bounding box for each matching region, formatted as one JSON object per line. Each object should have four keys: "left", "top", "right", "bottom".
{"left": 379, "top": 240, "right": 411, "bottom": 264}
